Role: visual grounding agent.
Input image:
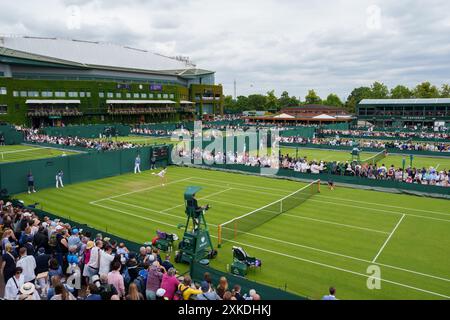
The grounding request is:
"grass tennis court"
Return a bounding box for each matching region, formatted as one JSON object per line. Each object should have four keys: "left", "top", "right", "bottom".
{"left": 15, "top": 166, "right": 450, "bottom": 300}
{"left": 105, "top": 135, "right": 173, "bottom": 145}
{"left": 281, "top": 146, "right": 450, "bottom": 170}
{"left": 0, "top": 145, "right": 78, "bottom": 163}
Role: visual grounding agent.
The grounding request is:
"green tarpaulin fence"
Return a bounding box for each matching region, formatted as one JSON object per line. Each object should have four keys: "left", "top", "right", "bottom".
{"left": 0, "top": 146, "right": 169, "bottom": 195}
{"left": 0, "top": 124, "right": 24, "bottom": 145}
{"left": 42, "top": 124, "right": 131, "bottom": 138}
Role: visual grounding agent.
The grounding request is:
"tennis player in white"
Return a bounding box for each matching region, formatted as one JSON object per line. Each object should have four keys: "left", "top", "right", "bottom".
{"left": 152, "top": 167, "right": 167, "bottom": 186}
{"left": 134, "top": 155, "right": 141, "bottom": 174}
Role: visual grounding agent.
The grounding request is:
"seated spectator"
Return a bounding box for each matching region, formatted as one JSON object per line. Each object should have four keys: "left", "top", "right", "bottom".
{"left": 177, "top": 275, "right": 202, "bottom": 300}
{"left": 50, "top": 283, "right": 76, "bottom": 300}
{"left": 216, "top": 276, "right": 229, "bottom": 299}
{"left": 18, "top": 282, "right": 41, "bottom": 300}
{"left": 85, "top": 283, "right": 102, "bottom": 300}
{"left": 126, "top": 282, "right": 145, "bottom": 300}
{"left": 322, "top": 287, "right": 338, "bottom": 300}
{"left": 196, "top": 281, "right": 221, "bottom": 300}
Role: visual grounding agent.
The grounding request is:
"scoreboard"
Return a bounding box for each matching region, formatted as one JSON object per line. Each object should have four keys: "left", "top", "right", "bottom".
{"left": 152, "top": 145, "right": 169, "bottom": 160}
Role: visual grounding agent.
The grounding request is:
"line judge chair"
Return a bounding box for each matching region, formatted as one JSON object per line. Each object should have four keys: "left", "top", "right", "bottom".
{"left": 231, "top": 246, "right": 262, "bottom": 277}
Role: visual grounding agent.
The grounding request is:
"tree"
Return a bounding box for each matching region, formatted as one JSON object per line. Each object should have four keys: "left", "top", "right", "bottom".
{"left": 440, "top": 84, "right": 450, "bottom": 98}
{"left": 345, "top": 86, "right": 372, "bottom": 112}
{"left": 278, "top": 91, "right": 292, "bottom": 108}
{"left": 265, "top": 90, "right": 279, "bottom": 111}
{"left": 370, "top": 81, "right": 389, "bottom": 99}
{"left": 324, "top": 93, "right": 343, "bottom": 107}
{"left": 304, "top": 89, "right": 322, "bottom": 105}
{"left": 223, "top": 95, "right": 237, "bottom": 113}
{"left": 247, "top": 94, "right": 267, "bottom": 111}
{"left": 413, "top": 82, "right": 440, "bottom": 98}
{"left": 235, "top": 96, "right": 249, "bottom": 112}
{"left": 390, "top": 85, "right": 413, "bottom": 99}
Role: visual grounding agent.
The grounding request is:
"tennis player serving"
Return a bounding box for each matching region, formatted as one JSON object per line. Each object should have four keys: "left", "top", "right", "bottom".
{"left": 152, "top": 167, "right": 167, "bottom": 186}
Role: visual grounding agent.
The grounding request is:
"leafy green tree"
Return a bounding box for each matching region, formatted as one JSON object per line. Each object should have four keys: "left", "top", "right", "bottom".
{"left": 324, "top": 93, "right": 343, "bottom": 107}
{"left": 265, "top": 90, "right": 279, "bottom": 111}
{"left": 440, "top": 84, "right": 450, "bottom": 98}
{"left": 370, "top": 81, "right": 389, "bottom": 99}
{"left": 390, "top": 85, "right": 413, "bottom": 99}
{"left": 304, "top": 89, "right": 322, "bottom": 105}
{"left": 235, "top": 95, "right": 249, "bottom": 112}
{"left": 223, "top": 95, "right": 237, "bottom": 113}
{"left": 345, "top": 86, "right": 372, "bottom": 112}
{"left": 278, "top": 91, "right": 292, "bottom": 108}
{"left": 413, "top": 82, "right": 440, "bottom": 98}
{"left": 247, "top": 94, "right": 267, "bottom": 111}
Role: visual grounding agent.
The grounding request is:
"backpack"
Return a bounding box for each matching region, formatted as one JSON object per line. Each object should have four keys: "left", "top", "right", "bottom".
{"left": 173, "top": 284, "right": 189, "bottom": 301}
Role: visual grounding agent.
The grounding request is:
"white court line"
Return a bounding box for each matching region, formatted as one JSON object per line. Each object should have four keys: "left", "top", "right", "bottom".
{"left": 436, "top": 164, "right": 440, "bottom": 170}
{"left": 89, "top": 201, "right": 450, "bottom": 299}
{"left": 89, "top": 177, "right": 191, "bottom": 204}
{"left": 188, "top": 177, "right": 450, "bottom": 223}
{"left": 203, "top": 196, "right": 389, "bottom": 235}
{"left": 372, "top": 214, "right": 406, "bottom": 263}
{"left": 184, "top": 174, "right": 450, "bottom": 216}
{"left": 160, "top": 188, "right": 233, "bottom": 212}
{"left": 94, "top": 198, "right": 450, "bottom": 284}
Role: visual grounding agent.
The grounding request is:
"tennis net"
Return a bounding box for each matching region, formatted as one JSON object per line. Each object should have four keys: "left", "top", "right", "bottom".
{"left": 361, "top": 149, "right": 387, "bottom": 165}
{"left": 217, "top": 179, "right": 320, "bottom": 247}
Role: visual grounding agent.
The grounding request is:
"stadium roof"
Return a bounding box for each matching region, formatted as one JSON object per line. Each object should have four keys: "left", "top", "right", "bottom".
{"left": 359, "top": 98, "right": 450, "bottom": 105}
{"left": 0, "top": 35, "right": 214, "bottom": 77}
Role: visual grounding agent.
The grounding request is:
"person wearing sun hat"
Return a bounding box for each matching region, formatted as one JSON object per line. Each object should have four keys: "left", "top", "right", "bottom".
{"left": 18, "top": 282, "right": 41, "bottom": 300}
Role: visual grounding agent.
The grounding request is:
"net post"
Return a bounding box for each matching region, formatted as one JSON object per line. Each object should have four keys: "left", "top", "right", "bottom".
{"left": 217, "top": 225, "right": 222, "bottom": 248}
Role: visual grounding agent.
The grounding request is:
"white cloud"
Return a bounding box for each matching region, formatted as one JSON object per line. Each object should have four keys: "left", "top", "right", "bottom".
{"left": 0, "top": 0, "right": 449, "bottom": 101}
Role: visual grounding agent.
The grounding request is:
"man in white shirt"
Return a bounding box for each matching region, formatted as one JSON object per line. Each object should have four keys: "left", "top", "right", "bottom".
{"left": 99, "top": 245, "right": 115, "bottom": 277}
{"left": 4, "top": 267, "right": 25, "bottom": 300}
{"left": 322, "top": 287, "right": 338, "bottom": 300}
{"left": 16, "top": 247, "right": 36, "bottom": 283}
{"left": 87, "top": 240, "right": 103, "bottom": 278}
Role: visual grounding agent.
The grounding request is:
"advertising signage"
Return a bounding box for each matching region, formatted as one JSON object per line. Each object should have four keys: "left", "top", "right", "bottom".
{"left": 150, "top": 84, "right": 163, "bottom": 91}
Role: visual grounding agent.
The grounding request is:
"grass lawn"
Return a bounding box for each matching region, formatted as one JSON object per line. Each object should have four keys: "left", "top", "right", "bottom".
{"left": 0, "top": 145, "right": 78, "bottom": 163}
{"left": 15, "top": 166, "right": 450, "bottom": 300}
{"left": 105, "top": 135, "right": 174, "bottom": 146}
{"left": 281, "top": 146, "right": 450, "bottom": 170}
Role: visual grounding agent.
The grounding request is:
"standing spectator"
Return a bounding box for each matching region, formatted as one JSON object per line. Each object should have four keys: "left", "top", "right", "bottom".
{"left": 99, "top": 245, "right": 114, "bottom": 277}
{"left": 27, "top": 171, "right": 36, "bottom": 194}
{"left": 87, "top": 240, "right": 102, "bottom": 279}
{"left": 134, "top": 154, "right": 141, "bottom": 174}
{"left": 177, "top": 276, "right": 202, "bottom": 300}
{"left": 160, "top": 267, "right": 179, "bottom": 300}
{"left": 18, "top": 282, "right": 41, "bottom": 300}
{"left": 98, "top": 274, "right": 117, "bottom": 300}
{"left": 232, "top": 284, "right": 245, "bottom": 300}
{"left": 1, "top": 243, "right": 16, "bottom": 283}
{"left": 50, "top": 283, "right": 75, "bottom": 300}
{"left": 146, "top": 261, "right": 164, "bottom": 300}
{"left": 3, "top": 267, "right": 24, "bottom": 300}
{"left": 322, "top": 287, "right": 338, "bottom": 300}
{"left": 85, "top": 283, "right": 102, "bottom": 300}
{"left": 107, "top": 261, "right": 125, "bottom": 299}
{"left": 67, "top": 228, "right": 81, "bottom": 250}
{"left": 16, "top": 247, "right": 36, "bottom": 284}
{"left": 150, "top": 154, "right": 156, "bottom": 170}
{"left": 56, "top": 170, "right": 64, "bottom": 188}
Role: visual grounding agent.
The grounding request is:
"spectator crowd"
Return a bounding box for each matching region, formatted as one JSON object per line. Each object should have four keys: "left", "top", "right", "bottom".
{"left": 0, "top": 202, "right": 261, "bottom": 300}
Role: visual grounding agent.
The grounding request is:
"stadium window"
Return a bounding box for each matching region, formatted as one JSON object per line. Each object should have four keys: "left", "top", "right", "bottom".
{"left": 126, "top": 93, "right": 131, "bottom": 98}
{"left": 141, "top": 93, "right": 147, "bottom": 98}
{"left": 20, "top": 91, "right": 27, "bottom": 97}
{"left": 157, "top": 94, "right": 162, "bottom": 99}
{"left": 68, "top": 92, "right": 78, "bottom": 98}
{"left": 163, "top": 93, "right": 168, "bottom": 99}
{"left": 107, "top": 92, "right": 114, "bottom": 98}
{"left": 99, "top": 92, "right": 105, "bottom": 98}
{"left": 169, "top": 93, "right": 174, "bottom": 99}
{"left": 133, "top": 93, "right": 139, "bottom": 98}
{"left": 13, "top": 91, "right": 19, "bottom": 97}
{"left": 55, "top": 91, "right": 66, "bottom": 97}
{"left": 79, "top": 92, "right": 86, "bottom": 98}
{"left": 86, "top": 92, "right": 91, "bottom": 98}
{"left": 0, "top": 105, "right": 7, "bottom": 114}
{"left": 149, "top": 93, "right": 154, "bottom": 98}
{"left": 0, "top": 87, "right": 6, "bottom": 95}
{"left": 115, "top": 93, "right": 122, "bottom": 98}
{"left": 28, "top": 91, "right": 39, "bottom": 97}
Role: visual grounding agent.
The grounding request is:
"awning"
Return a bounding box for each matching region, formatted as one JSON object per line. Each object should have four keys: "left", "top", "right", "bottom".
{"left": 106, "top": 100, "right": 176, "bottom": 104}
{"left": 26, "top": 99, "right": 81, "bottom": 104}
{"left": 313, "top": 114, "right": 336, "bottom": 120}
{"left": 274, "top": 113, "right": 295, "bottom": 119}
{"left": 180, "top": 100, "right": 194, "bottom": 104}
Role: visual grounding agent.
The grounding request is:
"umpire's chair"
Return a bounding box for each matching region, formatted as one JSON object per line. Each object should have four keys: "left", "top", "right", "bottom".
{"left": 230, "top": 246, "right": 262, "bottom": 277}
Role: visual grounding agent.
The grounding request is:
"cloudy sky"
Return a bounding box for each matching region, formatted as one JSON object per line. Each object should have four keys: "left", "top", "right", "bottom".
{"left": 1, "top": 0, "right": 449, "bottom": 100}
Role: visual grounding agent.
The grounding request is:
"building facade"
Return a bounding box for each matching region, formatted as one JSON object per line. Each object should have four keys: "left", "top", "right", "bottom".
{"left": 357, "top": 99, "right": 450, "bottom": 129}
{"left": 0, "top": 36, "right": 223, "bottom": 126}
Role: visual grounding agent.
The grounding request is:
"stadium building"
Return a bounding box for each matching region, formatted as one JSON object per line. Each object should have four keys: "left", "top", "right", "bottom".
{"left": 0, "top": 36, "right": 223, "bottom": 127}
{"left": 357, "top": 99, "right": 450, "bottom": 129}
